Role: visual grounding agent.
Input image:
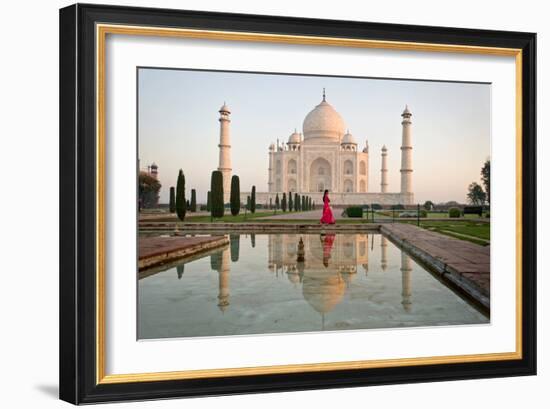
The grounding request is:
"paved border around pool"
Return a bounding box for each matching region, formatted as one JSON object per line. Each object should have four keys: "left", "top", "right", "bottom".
{"left": 381, "top": 224, "right": 490, "bottom": 310}
{"left": 139, "top": 236, "right": 229, "bottom": 271}
{"left": 138, "top": 223, "right": 490, "bottom": 310}
{"left": 140, "top": 222, "right": 381, "bottom": 233}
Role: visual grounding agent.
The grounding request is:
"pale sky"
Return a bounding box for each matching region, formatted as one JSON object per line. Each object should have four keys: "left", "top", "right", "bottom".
{"left": 138, "top": 68, "right": 490, "bottom": 204}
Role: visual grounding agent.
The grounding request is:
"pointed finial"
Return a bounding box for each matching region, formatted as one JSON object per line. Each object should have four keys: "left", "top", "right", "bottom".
{"left": 322, "top": 88, "right": 326, "bottom": 101}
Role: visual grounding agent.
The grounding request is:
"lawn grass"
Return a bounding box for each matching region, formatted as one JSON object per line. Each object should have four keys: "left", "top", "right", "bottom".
{"left": 402, "top": 220, "right": 490, "bottom": 245}
{"left": 141, "top": 210, "right": 318, "bottom": 223}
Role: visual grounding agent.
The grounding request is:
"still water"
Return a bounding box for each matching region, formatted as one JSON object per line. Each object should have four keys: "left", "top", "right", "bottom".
{"left": 138, "top": 233, "right": 488, "bottom": 339}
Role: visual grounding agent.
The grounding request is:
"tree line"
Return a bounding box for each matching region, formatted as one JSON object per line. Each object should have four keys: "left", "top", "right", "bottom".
{"left": 467, "top": 159, "right": 490, "bottom": 206}
{"left": 169, "top": 170, "right": 314, "bottom": 221}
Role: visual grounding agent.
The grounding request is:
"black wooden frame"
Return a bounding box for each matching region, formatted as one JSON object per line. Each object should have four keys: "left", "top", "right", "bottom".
{"left": 59, "top": 3, "right": 537, "bottom": 404}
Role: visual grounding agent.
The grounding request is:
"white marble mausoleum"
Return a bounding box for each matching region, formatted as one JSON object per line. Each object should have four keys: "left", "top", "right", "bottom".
{"left": 216, "top": 90, "right": 414, "bottom": 206}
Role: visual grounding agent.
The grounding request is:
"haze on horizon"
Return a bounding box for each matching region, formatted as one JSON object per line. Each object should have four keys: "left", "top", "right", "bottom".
{"left": 138, "top": 68, "right": 490, "bottom": 205}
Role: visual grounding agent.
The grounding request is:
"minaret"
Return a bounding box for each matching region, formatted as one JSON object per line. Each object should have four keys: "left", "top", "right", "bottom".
{"left": 400, "top": 251, "right": 412, "bottom": 312}
{"left": 218, "top": 103, "right": 232, "bottom": 203}
{"left": 380, "top": 236, "right": 388, "bottom": 271}
{"left": 380, "top": 145, "right": 388, "bottom": 193}
{"left": 217, "top": 247, "right": 231, "bottom": 312}
{"left": 400, "top": 105, "right": 413, "bottom": 196}
{"left": 268, "top": 143, "right": 275, "bottom": 193}
{"left": 150, "top": 163, "right": 158, "bottom": 179}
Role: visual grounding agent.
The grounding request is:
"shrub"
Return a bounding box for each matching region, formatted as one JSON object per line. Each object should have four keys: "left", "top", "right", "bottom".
{"left": 464, "top": 205, "right": 483, "bottom": 216}
{"left": 392, "top": 204, "right": 405, "bottom": 210}
{"left": 210, "top": 170, "right": 224, "bottom": 218}
{"left": 190, "top": 189, "right": 197, "bottom": 212}
{"left": 230, "top": 175, "right": 240, "bottom": 216}
{"left": 251, "top": 185, "right": 256, "bottom": 213}
{"left": 371, "top": 203, "right": 382, "bottom": 210}
{"left": 175, "top": 170, "right": 186, "bottom": 221}
{"left": 449, "top": 207, "right": 462, "bottom": 218}
{"left": 288, "top": 193, "right": 293, "bottom": 212}
{"left": 346, "top": 206, "right": 363, "bottom": 218}
{"left": 169, "top": 186, "right": 176, "bottom": 213}
{"left": 419, "top": 209, "right": 428, "bottom": 218}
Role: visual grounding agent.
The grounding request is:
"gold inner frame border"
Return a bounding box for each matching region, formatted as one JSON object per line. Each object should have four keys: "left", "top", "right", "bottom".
{"left": 95, "top": 23, "right": 523, "bottom": 385}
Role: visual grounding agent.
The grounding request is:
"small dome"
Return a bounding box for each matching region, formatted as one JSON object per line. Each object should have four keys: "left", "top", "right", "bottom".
{"left": 288, "top": 130, "right": 301, "bottom": 144}
{"left": 303, "top": 97, "right": 345, "bottom": 141}
{"left": 341, "top": 130, "right": 357, "bottom": 145}
{"left": 219, "top": 103, "right": 231, "bottom": 113}
{"left": 381, "top": 145, "right": 387, "bottom": 151}
{"left": 269, "top": 143, "right": 275, "bottom": 151}
{"left": 150, "top": 162, "right": 158, "bottom": 168}
{"left": 402, "top": 104, "right": 411, "bottom": 116}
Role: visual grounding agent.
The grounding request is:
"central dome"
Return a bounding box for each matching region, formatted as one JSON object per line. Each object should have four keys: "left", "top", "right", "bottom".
{"left": 302, "top": 98, "right": 346, "bottom": 141}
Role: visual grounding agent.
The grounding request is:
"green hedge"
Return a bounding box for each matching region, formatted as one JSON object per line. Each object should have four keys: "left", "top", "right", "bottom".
{"left": 346, "top": 206, "right": 363, "bottom": 218}
{"left": 449, "top": 207, "right": 462, "bottom": 218}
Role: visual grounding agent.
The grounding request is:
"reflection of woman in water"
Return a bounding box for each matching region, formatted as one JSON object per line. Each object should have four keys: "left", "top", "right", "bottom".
{"left": 321, "top": 233, "right": 336, "bottom": 267}
{"left": 320, "top": 189, "right": 335, "bottom": 225}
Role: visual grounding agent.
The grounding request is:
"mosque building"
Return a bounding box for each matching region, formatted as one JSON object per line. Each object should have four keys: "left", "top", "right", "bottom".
{"left": 216, "top": 90, "right": 415, "bottom": 206}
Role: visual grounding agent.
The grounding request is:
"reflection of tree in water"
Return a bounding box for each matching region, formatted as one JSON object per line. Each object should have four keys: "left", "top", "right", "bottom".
{"left": 250, "top": 233, "right": 256, "bottom": 248}
{"left": 230, "top": 234, "right": 240, "bottom": 262}
{"left": 176, "top": 264, "right": 184, "bottom": 279}
{"left": 210, "top": 251, "right": 222, "bottom": 272}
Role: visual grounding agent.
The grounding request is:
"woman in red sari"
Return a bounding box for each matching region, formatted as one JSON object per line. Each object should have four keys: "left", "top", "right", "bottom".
{"left": 320, "top": 189, "right": 335, "bottom": 225}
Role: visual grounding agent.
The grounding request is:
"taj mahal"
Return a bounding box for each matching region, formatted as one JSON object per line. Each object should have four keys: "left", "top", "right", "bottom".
{"left": 217, "top": 90, "right": 414, "bottom": 206}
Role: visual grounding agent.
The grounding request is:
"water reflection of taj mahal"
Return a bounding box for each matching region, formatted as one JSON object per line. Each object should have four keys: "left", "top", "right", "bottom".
{"left": 209, "top": 234, "right": 413, "bottom": 322}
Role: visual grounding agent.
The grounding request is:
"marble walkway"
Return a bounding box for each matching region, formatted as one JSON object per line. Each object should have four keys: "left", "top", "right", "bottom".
{"left": 381, "top": 223, "right": 490, "bottom": 309}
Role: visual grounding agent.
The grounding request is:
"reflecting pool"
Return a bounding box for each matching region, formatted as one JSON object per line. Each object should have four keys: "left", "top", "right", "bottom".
{"left": 138, "top": 233, "right": 488, "bottom": 339}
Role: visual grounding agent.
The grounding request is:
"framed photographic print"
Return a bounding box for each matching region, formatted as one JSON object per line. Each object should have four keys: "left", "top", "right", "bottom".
{"left": 59, "top": 3, "right": 536, "bottom": 405}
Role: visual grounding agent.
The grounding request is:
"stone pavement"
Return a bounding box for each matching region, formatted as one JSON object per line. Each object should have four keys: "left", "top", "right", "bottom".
{"left": 381, "top": 223, "right": 490, "bottom": 309}
{"left": 139, "top": 235, "right": 229, "bottom": 271}
{"left": 257, "top": 209, "right": 348, "bottom": 220}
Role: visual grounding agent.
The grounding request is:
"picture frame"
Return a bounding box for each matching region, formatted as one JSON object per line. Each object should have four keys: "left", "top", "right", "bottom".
{"left": 59, "top": 3, "right": 536, "bottom": 404}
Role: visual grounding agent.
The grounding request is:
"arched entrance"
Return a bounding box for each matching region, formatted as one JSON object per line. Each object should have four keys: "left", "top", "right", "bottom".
{"left": 309, "top": 157, "right": 332, "bottom": 192}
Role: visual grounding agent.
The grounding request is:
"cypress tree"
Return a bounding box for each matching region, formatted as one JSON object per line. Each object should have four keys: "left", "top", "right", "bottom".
{"left": 206, "top": 191, "right": 211, "bottom": 212}
{"left": 210, "top": 170, "right": 224, "bottom": 218}
{"left": 288, "top": 192, "right": 293, "bottom": 212}
{"left": 269, "top": 197, "right": 273, "bottom": 209}
{"left": 294, "top": 193, "right": 299, "bottom": 211}
{"left": 175, "top": 170, "right": 186, "bottom": 221}
{"left": 275, "top": 194, "right": 280, "bottom": 211}
{"left": 186, "top": 199, "right": 190, "bottom": 211}
{"left": 246, "top": 195, "right": 251, "bottom": 211}
{"left": 169, "top": 186, "right": 176, "bottom": 213}
{"left": 251, "top": 185, "right": 256, "bottom": 213}
{"left": 230, "top": 175, "right": 240, "bottom": 216}
{"left": 190, "top": 189, "right": 197, "bottom": 212}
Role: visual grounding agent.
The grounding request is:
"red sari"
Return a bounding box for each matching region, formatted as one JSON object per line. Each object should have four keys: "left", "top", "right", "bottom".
{"left": 320, "top": 194, "right": 335, "bottom": 224}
